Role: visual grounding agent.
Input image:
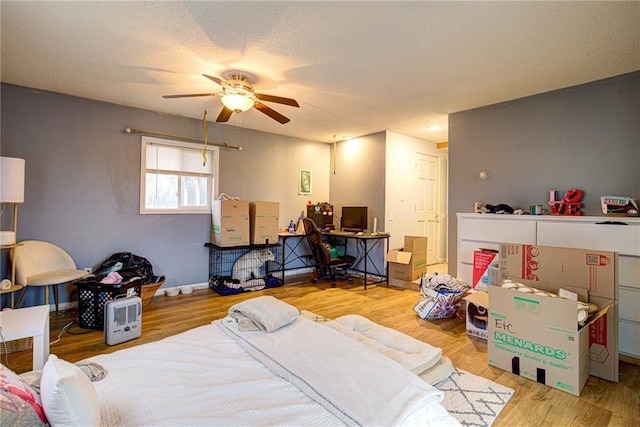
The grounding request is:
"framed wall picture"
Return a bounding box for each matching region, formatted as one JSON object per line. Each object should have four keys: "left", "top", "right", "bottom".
{"left": 299, "top": 169, "right": 312, "bottom": 195}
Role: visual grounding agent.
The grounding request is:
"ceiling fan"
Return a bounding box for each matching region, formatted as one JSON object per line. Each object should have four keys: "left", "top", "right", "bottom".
{"left": 163, "top": 73, "right": 299, "bottom": 124}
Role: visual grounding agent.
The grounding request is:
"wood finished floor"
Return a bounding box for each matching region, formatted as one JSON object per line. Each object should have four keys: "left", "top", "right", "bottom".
{"left": 3, "top": 273, "right": 639, "bottom": 427}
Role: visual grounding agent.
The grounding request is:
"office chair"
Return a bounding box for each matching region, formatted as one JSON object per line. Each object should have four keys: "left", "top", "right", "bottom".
{"left": 12, "top": 240, "right": 90, "bottom": 311}
{"left": 303, "top": 218, "right": 355, "bottom": 287}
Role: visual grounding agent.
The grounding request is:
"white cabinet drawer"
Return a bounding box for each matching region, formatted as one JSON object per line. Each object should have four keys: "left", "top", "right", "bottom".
{"left": 619, "top": 319, "right": 640, "bottom": 358}
{"left": 619, "top": 256, "right": 640, "bottom": 289}
{"left": 459, "top": 218, "right": 536, "bottom": 243}
{"left": 619, "top": 286, "right": 640, "bottom": 323}
{"left": 458, "top": 263, "right": 473, "bottom": 285}
{"left": 459, "top": 241, "right": 499, "bottom": 264}
{"left": 537, "top": 222, "right": 640, "bottom": 256}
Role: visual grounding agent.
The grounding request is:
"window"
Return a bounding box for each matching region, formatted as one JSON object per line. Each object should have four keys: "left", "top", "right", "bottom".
{"left": 140, "top": 136, "right": 218, "bottom": 214}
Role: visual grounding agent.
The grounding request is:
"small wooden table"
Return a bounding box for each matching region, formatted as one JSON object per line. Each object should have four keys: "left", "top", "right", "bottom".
{"left": 1, "top": 242, "right": 24, "bottom": 309}
{"left": 0, "top": 305, "right": 50, "bottom": 370}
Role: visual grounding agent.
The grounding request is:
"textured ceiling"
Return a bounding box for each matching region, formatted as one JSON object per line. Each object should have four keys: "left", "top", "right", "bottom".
{"left": 2, "top": 1, "right": 639, "bottom": 143}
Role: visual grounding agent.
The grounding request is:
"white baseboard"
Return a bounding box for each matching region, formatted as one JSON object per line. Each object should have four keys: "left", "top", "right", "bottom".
{"left": 282, "top": 267, "right": 314, "bottom": 276}
{"left": 42, "top": 283, "right": 210, "bottom": 310}
{"left": 154, "top": 282, "right": 209, "bottom": 296}
{"left": 51, "top": 301, "right": 78, "bottom": 312}
{"left": 45, "top": 270, "right": 316, "bottom": 309}
{"left": 157, "top": 268, "right": 315, "bottom": 296}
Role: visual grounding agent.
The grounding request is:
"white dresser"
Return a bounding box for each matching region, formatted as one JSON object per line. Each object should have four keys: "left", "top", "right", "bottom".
{"left": 457, "top": 213, "right": 640, "bottom": 360}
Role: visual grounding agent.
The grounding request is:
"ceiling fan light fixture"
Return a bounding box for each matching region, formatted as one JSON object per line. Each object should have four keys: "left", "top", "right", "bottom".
{"left": 165, "top": 73, "right": 298, "bottom": 124}
{"left": 221, "top": 94, "right": 254, "bottom": 113}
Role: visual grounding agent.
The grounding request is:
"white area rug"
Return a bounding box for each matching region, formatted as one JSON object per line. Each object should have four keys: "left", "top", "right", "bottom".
{"left": 435, "top": 368, "right": 514, "bottom": 427}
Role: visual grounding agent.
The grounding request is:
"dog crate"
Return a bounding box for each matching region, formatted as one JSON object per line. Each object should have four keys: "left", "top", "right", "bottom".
{"left": 205, "top": 243, "right": 282, "bottom": 295}
{"left": 206, "top": 243, "right": 281, "bottom": 280}
{"left": 74, "top": 277, "right": 142, "bottom": 330}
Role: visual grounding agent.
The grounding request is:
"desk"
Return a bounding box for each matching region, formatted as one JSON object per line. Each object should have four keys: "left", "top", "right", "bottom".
{"left": 276, "top": 233, "right": 313, "bottom": 284}
{"left": 323, "top": 232, "right": 390, "bottom": 289}
{"left": 0, "top": 305, "right": 50, "bottom": 370}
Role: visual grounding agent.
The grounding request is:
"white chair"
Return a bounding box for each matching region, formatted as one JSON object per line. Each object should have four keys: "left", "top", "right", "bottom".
{"left": 12, "top": 240, "right": 90, "bottom": 311}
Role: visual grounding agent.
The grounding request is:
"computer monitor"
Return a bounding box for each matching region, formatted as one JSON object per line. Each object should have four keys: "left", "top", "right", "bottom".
{"left": 341, "top": 206, "right": 368, "bottom": 232}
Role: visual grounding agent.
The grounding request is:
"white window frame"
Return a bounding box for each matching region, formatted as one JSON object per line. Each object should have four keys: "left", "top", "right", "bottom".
{"left": 140, "top": 136, "right": 219, "bottom": 214}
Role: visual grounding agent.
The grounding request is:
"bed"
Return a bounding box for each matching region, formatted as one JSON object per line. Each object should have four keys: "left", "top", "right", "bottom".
{"left": 4, "top": 296, "right": 460, "bottom": 426}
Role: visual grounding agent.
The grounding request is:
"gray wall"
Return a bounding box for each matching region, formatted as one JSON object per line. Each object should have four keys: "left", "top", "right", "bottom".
{"left": 1, "top": 83, "right": 329, "bottom": 307}
{"left": 329, "top": 132, "right": 386, "bottom": 231}
{"left": 448, "top": 71, "right": 640, "bottom": 276}
{"left": 329, "top": 132, "right": 386, "bottom": 272}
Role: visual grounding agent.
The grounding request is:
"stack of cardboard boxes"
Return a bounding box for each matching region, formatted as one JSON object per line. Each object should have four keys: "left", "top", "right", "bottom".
{"left": 211, "top": 200, "right": 250, "bottom": 247}
{"left": 387, "top": 236, "right": 427, "bottom": 281}
{"left": 211, "top": 200, "right": 279, "bottom": 247}
{"left": 249, "top": 201, "right": 279, "bottom": 244}
{"left": 465, "top": 243, "right": 618, "bottom": 397}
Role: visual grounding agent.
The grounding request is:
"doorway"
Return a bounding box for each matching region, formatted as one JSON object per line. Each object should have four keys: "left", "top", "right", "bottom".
{"left": 414, "top": 152, "right": 440, "bottom": 265}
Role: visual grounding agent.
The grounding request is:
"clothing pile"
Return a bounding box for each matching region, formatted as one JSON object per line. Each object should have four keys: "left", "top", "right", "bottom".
{"left": 93, "top": 252, "right": 163, "bottom": 285}
{"left": 413, "top": 273, "right": 470, "bottom": 320}
{"left": 322, "top": 242, "right": 345, "bottom": 259}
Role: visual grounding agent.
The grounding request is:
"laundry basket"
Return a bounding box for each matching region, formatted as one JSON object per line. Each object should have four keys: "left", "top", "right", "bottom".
{"left": 141, "top": 276, "right": 166, "bottom": 307}
{"left": 74, "top": 277, "right": 142, "bottom": 330}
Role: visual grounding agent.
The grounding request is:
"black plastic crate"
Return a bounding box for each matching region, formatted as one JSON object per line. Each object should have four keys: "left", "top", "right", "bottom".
{"left": 74, "top": 277, "right": 142, "bottom": 330}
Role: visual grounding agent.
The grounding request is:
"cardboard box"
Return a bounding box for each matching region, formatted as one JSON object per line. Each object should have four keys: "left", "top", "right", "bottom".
{"left": 211, "top": 200, "right": 250, "bottom": 247}
{"left": 464, "top": 290, "right": 489, "bottom": 340}
{"left": 250, "top": 201, "right": 279, "bottom": 244}
{"left": 387, "top": 248, "right": 426, "bottom": 281}
{"left": 488, "top": 283, "right": 612, "bottom": 396}
{"left": 403, "top": 236, "right": 427, "bottom": 253}
{"left": 498, "top": 244, "right": 617, "bottom": 300}
{"left": 498, "top": 243, "right": 618, "bottom": 383}
{"left": 472, "top": 249, "right": 499, "bottom": 290}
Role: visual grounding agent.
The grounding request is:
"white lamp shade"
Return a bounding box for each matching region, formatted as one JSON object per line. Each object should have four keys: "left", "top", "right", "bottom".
{"left": 0, "top": 157, "right": 25, "bottom": 203}
{"left": 221, "top": 94, "right": 254, "bottom": 113}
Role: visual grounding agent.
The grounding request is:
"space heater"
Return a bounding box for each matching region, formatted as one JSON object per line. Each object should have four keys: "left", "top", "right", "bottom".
{"left": 104, "top": 296, "right": 142, "bottom": 346}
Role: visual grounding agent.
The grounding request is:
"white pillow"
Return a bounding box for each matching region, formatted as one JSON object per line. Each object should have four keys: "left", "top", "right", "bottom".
{"left": 40, "top": 354, "right": 100, "bottom": 427}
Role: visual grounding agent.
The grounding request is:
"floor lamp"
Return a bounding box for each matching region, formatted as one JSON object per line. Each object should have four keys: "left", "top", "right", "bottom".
{"left": 1, "top": 157, "right": 25, "bottom": 307}
{"left": 1, "top": 156, "right": 25, "bottom": 242}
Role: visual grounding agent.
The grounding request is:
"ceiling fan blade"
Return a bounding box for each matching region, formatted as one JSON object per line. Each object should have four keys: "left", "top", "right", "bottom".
{"left": 203, "top": 74, "right": 231, "bottom": 89}
{"left": 255, "top": 93, "right": 300, "bottom": 107}
{"left": 254, "top": 102, "right": 291, "bottom": 124}
{"left": 216, "top": 106, "right": 233, "bottom": 123}
{"left": 162, "top": 93, "right": 217, "bottom": 99}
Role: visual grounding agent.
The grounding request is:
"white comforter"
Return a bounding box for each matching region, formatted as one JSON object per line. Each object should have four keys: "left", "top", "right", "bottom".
{"left": 89, "top": 319, "right": 458, "bottom": 426}
{"left": 326, "top": 315, "right": 442, "bottom": 374}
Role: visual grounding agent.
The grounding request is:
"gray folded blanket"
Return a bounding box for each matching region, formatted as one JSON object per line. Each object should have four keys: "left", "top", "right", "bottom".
{"left": 227, "top": 295, "right": 300, "bottom": 332}
{"left": 20, "top": 361, "right": 107, "bottom": 393}
{"left": 76, "top": 360, "right": 107, "bottom": 381}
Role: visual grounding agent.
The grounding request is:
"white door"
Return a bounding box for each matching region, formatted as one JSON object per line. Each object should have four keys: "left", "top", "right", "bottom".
{"left": 415, "top": 153, "right": 439, "bottom": 265}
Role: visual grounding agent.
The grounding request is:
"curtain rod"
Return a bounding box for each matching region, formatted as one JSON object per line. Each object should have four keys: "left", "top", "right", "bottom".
{"left": 123, "top": 127, "right": 242, "bottom": 151}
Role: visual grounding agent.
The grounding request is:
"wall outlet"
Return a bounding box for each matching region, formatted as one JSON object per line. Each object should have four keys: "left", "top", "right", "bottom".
{"left": 83, "top": 267, "right": 92, "bottom": 273}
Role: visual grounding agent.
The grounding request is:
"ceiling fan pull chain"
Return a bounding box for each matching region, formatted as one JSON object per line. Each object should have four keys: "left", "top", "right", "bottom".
{"left": 333, "top": 134, "right": 337, "bottom": 175}
{"left": 202, "top": 110, "right": 208, "bottom": 166}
